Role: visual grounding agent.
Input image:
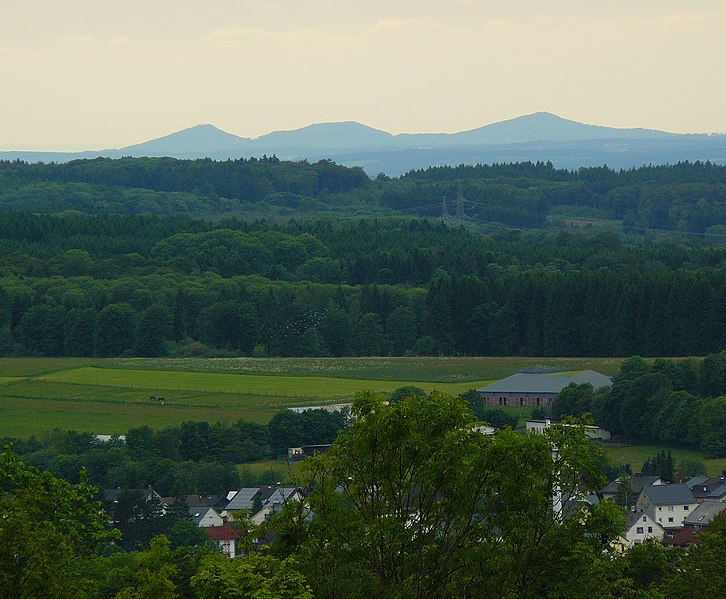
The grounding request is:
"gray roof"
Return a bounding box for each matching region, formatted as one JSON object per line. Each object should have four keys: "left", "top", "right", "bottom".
{"left": 258, "top": 486, "right": 299, "bottom": 506}
{"left": 601, "top": 474, "right": 663, "bottom": 497}
{"left": 642, "top": 484, "right": 695, "bottom": 505}
{"left": 684, "top": 501, "right": 726, "bottom": 527}
{"left": 685, "top": 476, "right": 710, "bottom": 489}
{"left": 477, "top": 370, "right": 612, "bottom": 394}
{"left": 224, "top": 488, "right": 261, "bottom": 512}
{"left": 685, "top": 476, "right": 726, "bottom": 499}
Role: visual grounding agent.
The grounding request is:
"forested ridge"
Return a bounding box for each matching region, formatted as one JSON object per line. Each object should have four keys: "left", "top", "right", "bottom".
{"left": 1, "top": 157, "right": 725, "bottom": 235}
{"left": 0, "top": 157, "right": 724, "bottom": 359}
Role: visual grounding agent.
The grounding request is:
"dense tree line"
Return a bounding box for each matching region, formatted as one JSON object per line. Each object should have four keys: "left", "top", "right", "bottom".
{"left": 550, "top": 353, "right": 726, "bottom": 456}
{"left": 401, "top": 160, "right": 726, "bottom": 234}
{"left": 1, "top": 215, "right": 724, "bottom": 359}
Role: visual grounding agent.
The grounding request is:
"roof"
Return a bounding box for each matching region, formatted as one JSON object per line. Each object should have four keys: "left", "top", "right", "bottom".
{"left": 103, "top": 487, "right": 158, "bottom": 503}
{"left": 257, "top": 486, "right": 299, "bottom": 505}
{"left": 626, "top": 512, "right": 661, "bottom": 528}
{"left": 204, "top": 525, "right": 241, "bottom": 541}
{"left": 668, "top": 525, "right": 697, "bottom": 546}
{"left": 477, "top": 370, "right": 612, "bottom": 394}
{"left": 224, "top": 488, "right": 261, "bottom": 512}
{"left": 685, "top": 476, "right": 726, "bottom": 499}
{"left": 641, "top": 484, "right": 695, "bottom": 505}
{"left": 684, "top": 502, "right": 726, "bottom": 527}
{"left": 601, "top": 474, "right": 663, "bottom": 497}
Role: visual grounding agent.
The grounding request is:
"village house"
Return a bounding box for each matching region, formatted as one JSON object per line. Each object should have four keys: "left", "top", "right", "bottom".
{"left": 204, "top": 525, "right": 242, "bottom": 558}
{"left": 624, "top": 512, "right": 666, "bottom": 547}
{"left": 600, "top": 474, "right": 665, "bottom": 502}
{"left": 684, "top": 476, "right": 726, "bottom": 503}
{"left": 682, "top": 501, "right": 726, "bottom": 530}
{"left": 636, "top": 484, "right": 696, "bottom": 529}
{"left": 222, "top": 485, "right": 304, "bottom": 522}
{"left": 189, "top": 506, "right": 224, "bottom": 528}
{"left": 477, "top": 370, "right": 612, "bottom": 408}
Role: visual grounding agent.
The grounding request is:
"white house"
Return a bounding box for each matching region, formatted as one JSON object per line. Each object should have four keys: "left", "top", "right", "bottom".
{"left": 190, "top": 506, "right": 224, "bottom": 528}
{"left": 624, "top": 512, "right": 665, "bottom": 547}
{"left": 636, "top": 484, "right": 696, "bottom": 529}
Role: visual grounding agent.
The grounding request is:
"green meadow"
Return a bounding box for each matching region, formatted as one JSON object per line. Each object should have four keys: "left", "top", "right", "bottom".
{"left": 1, "top": 356, "right": 625, "bottom": 438}
{"left": 602, "top": 443, "right": 726, "bottom": 478}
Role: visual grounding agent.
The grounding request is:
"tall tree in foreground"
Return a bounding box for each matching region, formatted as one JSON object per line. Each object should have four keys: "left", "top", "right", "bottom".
{"left": 271, "top": 392, "right": 624, "bottom": 598}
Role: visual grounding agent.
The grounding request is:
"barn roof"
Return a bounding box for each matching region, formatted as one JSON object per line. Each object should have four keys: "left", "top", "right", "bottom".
{"left": 477, "top": 370, "right": 612, "bottom": 394}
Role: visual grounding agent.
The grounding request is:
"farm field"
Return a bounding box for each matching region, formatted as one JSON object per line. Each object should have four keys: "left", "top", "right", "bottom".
{"left": 0, "top": 356, "right": 625, "bottom": 437}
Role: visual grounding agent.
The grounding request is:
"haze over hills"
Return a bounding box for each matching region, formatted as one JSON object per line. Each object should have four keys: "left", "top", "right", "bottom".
{"left": 2, "top": 112, "right": 724, "bottom": 175}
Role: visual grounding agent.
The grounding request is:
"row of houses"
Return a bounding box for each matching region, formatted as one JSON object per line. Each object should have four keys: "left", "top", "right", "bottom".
{"left": 103, "top": 485, "right": 303, "bottom": 558}
{"left": 598, "top": 473, "right": 726, "bottom": 548}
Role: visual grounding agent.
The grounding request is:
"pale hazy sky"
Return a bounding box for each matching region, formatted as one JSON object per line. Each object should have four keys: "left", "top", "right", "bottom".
{"left": 1, "top": 0, "right": 724, "bottom": 149}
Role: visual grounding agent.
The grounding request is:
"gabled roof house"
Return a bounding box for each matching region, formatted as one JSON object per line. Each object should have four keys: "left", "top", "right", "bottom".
{"left": 636, "top": 484, "right": 696, "bottom": 529}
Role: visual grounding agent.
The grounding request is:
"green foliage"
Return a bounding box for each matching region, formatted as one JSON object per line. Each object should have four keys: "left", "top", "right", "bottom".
{"left": 0, "top": 446, "right": 118, "bottom": 598}
{"left": 191, "top": 553, "right": 312, "bottom": 599}
{"left": 271, "top": 391, "right": 624, "bottom": 598}
{"left": 613, "top": 478, "right": 636, "bottom": 510}
{"left": 659, "top": 514, "right": 726, "bottom": 598}
{"left": 676, "top": 456, "right": 708, "bottom": 480}
{"left": 641, "top": 450, "right": 674, "bottom": 480}
{"left": 1, "top": 206, "right": 724, "bottom": 359}
{"left": 551, "top": 383, "right": 596, "bottom": 420}
{"left": 388, "top": 385, "right": 427, "bottom": 404}
{"left": 267, "top": 409, "right": 346, "bottom": 455}
{"left": 593, "top": 355, "right": 726, "bottom": 455}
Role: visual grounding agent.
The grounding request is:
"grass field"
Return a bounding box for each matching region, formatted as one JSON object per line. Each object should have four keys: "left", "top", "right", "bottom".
{"left": 0, "top": 356, "right": 626, "bottom": 438}
{"left": 602, "top": 443, "right": 726, "bottom": 477}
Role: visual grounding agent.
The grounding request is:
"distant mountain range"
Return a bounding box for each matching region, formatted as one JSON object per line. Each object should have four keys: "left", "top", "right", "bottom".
{"left": 3, "top": 112, "right": 725, "bottom": 175}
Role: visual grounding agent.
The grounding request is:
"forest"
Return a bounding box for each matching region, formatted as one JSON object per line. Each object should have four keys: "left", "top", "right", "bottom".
{"left": 1, "top": 211, "right": 724, "bottom": 358}
{"left": 1, "top": 158, "right": 724, "bottom": 363}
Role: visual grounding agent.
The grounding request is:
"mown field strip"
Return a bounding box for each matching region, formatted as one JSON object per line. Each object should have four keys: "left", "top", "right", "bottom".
{"left": 36, "top": 367, "right": 490, "bottom": 398}
{"left": 0, "top": 356, "right": 626, "bottom": 380}
{"left": 0, "top": 395, "right": 273, "bottom": 436}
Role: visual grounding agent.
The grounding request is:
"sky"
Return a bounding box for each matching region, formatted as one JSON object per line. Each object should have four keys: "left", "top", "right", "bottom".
{"left": 1, "top": 0, "right": 724, "bottom": 150}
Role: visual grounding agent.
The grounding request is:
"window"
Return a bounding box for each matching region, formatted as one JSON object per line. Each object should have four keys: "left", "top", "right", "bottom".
{"left": 684, "top": 505, "right": 689, "bottom": 511}
{"left": 668, "top": 517, "right": 674, "bottom": 523}
{"left": 668, "top": 505, "right": 674, "bottom": 512}
{"left": 520, "top": 397, "right": 526, "bottom": 407}
{"left": 658, "top": 507, "right": 662, "bottom": 511}
{"left": 636, "top": 527, "right": 643, "bottom": 534}
{"left": 642, "top": 516, "right": 647, "bottom": 522}
{"left": 648, "top": 527, "right": 653, "bottom": 533}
